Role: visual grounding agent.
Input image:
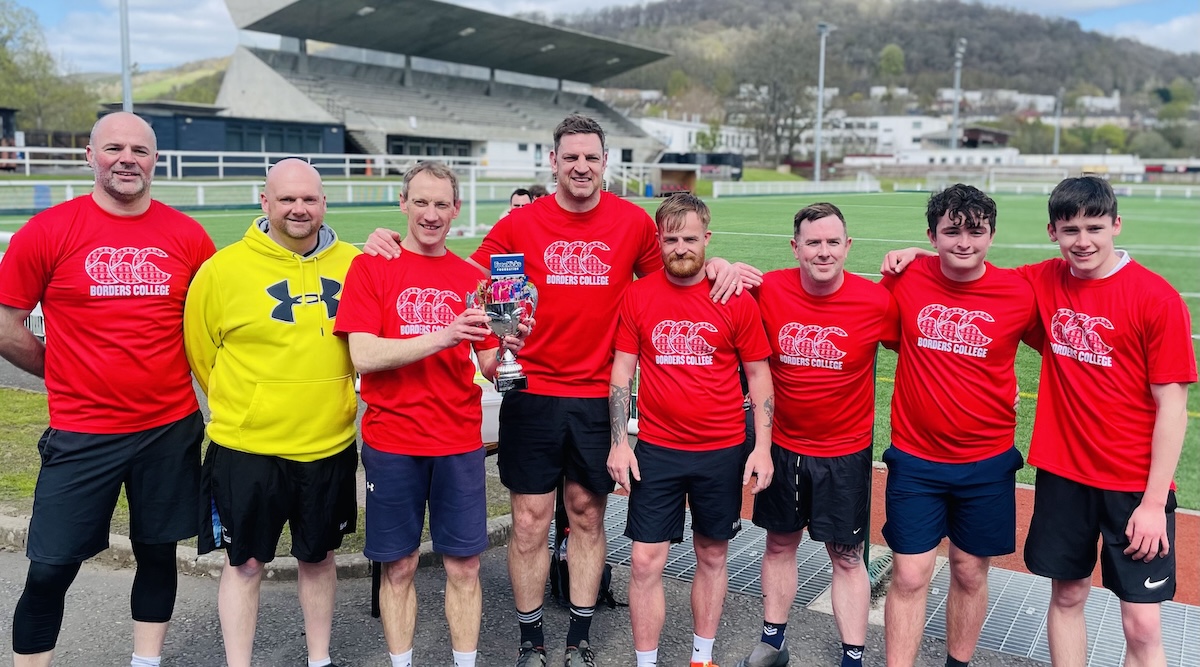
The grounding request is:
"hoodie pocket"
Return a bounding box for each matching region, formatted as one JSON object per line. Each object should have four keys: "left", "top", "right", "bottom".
{"left": 240, "top": 376, "right": 357, "bottom": 442}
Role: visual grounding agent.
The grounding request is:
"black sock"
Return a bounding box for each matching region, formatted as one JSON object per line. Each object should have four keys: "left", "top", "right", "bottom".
{"left": 516, "top": 606, "right": 544, "bottom": 648}
{"left": 760, "top": 620, "right": 786, "bottom": 650}
{"left": 946, "top": 656, "right": 969, "bottom": 667}
{"left": 841, "top": 643, "right": 865, "bottom": 667}
{"left": 565, "top": 604, "right": 595, "bottom": 648}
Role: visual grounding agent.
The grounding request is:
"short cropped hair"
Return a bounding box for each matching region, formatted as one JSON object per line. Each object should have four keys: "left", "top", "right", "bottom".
{"left": 510, "top": 188, "right": 531, "bottom": 201}
{"left": 553, "top": 114, "right": 606, "bottom": 153}
{"left": 655, "top": 193, "right": 711, "bottom": 233}
{"left": 1047, "top": 176, "right": 1118, "bottom": 228}
{"left": 793, "top": 202, "right": 847, "bottom": 237}
{"left": 528, "top": 184, "right": 549, "bottom": 198}
{"left": 926, "top": 184, "right": 997, "bottom": 235}
{"left": 401, "top": 161, "right": 460, "bottom": 202}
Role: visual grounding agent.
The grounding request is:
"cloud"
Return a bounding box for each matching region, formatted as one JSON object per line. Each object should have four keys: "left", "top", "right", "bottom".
{"left": 43, "top": 0, "right": 238, "bottom": 74}
{"left": 1105, "top": 12, "right": 1200, "bottom": 54}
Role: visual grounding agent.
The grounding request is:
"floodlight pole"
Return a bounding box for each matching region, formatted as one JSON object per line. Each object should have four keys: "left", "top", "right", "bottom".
{"left": 950, "top": 38, "right": 967, "bottom": 152}
{"left": 814, "top": 22, "right": 835, "bottom": 184}
{"left": 1052, "top": 86, "right": 1064, "bottom": 155}
{"left": 120, "top": 0, "right": 133, "bottom": 112}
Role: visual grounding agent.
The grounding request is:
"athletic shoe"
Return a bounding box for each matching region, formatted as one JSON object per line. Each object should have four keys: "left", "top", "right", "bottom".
{"left": 735, "top": 641, "right": 790, "bottom": 667}
{"left": 515, "top": 641, "right": 547, "bottom": 667}
{"left": 690, "top": 662, "right": 720, "bottom": 667}
{"left": 563, "top": 640, "right": 596, "bottom": 667}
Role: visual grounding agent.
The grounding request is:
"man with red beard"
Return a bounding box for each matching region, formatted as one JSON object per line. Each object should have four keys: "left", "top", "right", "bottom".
{"left": 607, "top": 193, "right": 774, "bottom": 667}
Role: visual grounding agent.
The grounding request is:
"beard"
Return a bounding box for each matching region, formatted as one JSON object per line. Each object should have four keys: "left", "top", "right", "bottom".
{"left": 665, "top": 252, "right": 704, "bottom": 279}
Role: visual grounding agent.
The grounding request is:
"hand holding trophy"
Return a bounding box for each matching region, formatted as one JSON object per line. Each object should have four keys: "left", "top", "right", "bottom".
{"left": 467, "top": 253, "right": 538, "bottom": 392}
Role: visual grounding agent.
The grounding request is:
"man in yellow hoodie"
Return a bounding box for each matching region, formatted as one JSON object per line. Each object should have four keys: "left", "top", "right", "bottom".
{"left": 183, "top": 158, "right": 360, "bottom": 667}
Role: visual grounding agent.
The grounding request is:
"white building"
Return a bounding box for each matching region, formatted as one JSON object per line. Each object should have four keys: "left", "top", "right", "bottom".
{"left": 796, "top": 114, "right": 948, "bottom": 156}
{"left": 635, "top": 116, "right": 758, "bottom": 156}
{"left": 870, "top": 86, "right": 911, "bottom": 100}
{"left": 1076, "top": 90, "right": 1121, "bottom": 113}
{"left": 844, "top": 147, "right": 1019, "bottom": 168}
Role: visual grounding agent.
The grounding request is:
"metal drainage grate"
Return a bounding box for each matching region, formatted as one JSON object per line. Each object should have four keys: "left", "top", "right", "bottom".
{"left": 922, "top": 561, "right": 1198, "bottom": 667}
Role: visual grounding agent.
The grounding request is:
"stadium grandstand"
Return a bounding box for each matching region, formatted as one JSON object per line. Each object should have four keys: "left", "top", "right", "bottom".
{"left": 217, "top": 0, "right": 671, "bottom": 177}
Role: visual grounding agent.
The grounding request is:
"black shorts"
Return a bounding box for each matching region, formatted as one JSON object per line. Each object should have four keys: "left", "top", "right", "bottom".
{"left": 27, "top": 412, "right": 204, "bottom": 565}
{"left": 624, "top": 440, "right": 746, "bottom": 543}
{"left": 1024, "top": 469, "right": 1177, "bottom": 603}
{"left": 497, "top": 391, "right": 613, "bottom": 496}
{"left": 752, "top": 444, "right": 871, "bottom": 545}
{"left": 199, "top": 442, "right": 358, "bottom": 565}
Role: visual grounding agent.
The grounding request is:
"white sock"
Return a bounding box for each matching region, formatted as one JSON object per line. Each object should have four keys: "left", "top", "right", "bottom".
{"left": 389, "top": 649, "right": 413, "bottom": 667}
{"left": 636, "top": 647, "right": 659, "bottom": 666}
{"left": 692, "top": 633, "right": 715, "bottom": 662}
{"left": 453, "top": 649, "right": 477, "bottom": 667}
{"left": 130, "top": 655, "right": 161, "bottom": 667}
{"left": 308, "top": 658, "right": 332, "bottom": 667}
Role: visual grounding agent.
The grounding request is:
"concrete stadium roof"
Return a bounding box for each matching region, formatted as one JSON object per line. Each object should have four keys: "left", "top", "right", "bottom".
{"left": 225, "top": 0, "right": 670, "bottom": 84}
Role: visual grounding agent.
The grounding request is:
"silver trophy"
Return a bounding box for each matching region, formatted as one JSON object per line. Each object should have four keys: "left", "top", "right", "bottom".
{"left": 467, "top": 269, "right": 538, "bottom": 392}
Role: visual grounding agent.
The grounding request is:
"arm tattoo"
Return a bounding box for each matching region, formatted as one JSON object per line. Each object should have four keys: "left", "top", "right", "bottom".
{"left": 763, "top": 394, "right": 775, "bottom": 428}
{"left": 609, "top": 380, "right": 632, "bottom": 448}
{"left": 829, "top": 541, "right": 864, "bottom": 566}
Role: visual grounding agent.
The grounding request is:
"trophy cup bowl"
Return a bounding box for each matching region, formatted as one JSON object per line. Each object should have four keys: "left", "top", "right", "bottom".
{"left": 467, "top": 279, "right": 537, "bottom": 392}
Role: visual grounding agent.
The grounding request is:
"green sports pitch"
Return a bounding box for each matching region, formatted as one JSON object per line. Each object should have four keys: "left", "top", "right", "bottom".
{"left": 2, "top": 192, "right": 1198, "bottom": 507}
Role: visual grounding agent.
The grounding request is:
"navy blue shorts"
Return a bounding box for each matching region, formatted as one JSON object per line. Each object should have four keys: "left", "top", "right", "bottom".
{"left": 28, "top": 412, "right": 203, "bottom": 565}
{"left": 362, "top": 443, "right": 488, "bottom": 561}
{"left": 625, "top": 440, "right": 746, "bottom": 543}
{"left": 882, "top": 446, "right": 1023, "bottom": 557}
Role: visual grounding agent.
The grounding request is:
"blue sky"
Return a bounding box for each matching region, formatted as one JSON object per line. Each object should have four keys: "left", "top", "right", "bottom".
{"left": 18, "top": 0, "right": 1200, "bottom": 75}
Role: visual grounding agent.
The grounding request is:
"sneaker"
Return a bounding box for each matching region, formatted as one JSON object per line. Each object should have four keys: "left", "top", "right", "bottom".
{"left": 735, "top": 641, "right": 790, "bottom": 667}
{"left": 563, "top": 639, "right": 596, "bottom": 667}
{"left": 516, "top": 641, "right": 548, "bottom": 667}
{"left": 690, "top": 662, "right": 720, "bottom": 667}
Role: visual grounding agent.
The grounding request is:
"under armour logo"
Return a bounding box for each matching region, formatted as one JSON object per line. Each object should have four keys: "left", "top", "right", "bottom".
{"left": 366, "top": 481, "right": 375, "bottom": 492}
{"left": 266, "top": 278, "right": 342, "bottom": 323}
{"left": 338, "top": 521, "right": 348, "bottom": 530}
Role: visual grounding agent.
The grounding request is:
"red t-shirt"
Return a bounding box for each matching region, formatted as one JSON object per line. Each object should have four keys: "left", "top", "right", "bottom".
{"left": 615, "top": 271, "right": 771, "bottom": 451}
{"left": 756, "top": 269, "right": 899, "bottom": 457}
{"left": 471, "top": 192, "right": 661, "bottom": 398}
{"left": 881, "top": 256, "right": 1038, "bottom": 463}
{"left": 1019, "top": 258, "right": 1197, "bottom": 491}
{"left": 334, "top": 251, "right": 499, "bottom": 456}
{"left": 0, "top": 196, "right": 215, "bottom": 433}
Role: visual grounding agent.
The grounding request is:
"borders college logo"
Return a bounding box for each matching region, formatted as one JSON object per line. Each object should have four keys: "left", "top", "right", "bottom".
{"left": 396, "top": 288, "right": 462, "bottom": 326}
{"left": 651, "top": 320, "right": 718, "bottom": 356}
{"left": 84, "top": 246, "right": 172, "bottom": 285}
{"left": 916, "top": 303, "right": 994, "bottom": 346}
{"left": 544, "top": 241, "right": 612, "bottom": 276}
{"left": 777, "top": 323, "right": 847, "bottom": 360}
{"left": 1050, "top": 308, "right": 1113, "bottom": 355}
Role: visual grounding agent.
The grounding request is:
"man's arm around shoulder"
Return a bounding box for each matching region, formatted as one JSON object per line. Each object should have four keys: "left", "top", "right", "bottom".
{"left": 0, "top": 304, "right": 44, "bottom": 378}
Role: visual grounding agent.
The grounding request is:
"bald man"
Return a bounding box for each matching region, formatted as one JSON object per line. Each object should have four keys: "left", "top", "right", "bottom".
{"left": 0, "top": 112, "right": 216, "bottom": 667}
{"left": 184, "top": 159, "right": 361, "bottom": 667}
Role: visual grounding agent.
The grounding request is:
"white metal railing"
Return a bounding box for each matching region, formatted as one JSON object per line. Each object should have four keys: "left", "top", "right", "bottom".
{"left": 712, "top": 175, "right": 881, "bottom": 198}
{"left": 990, "top": 181, "right": 1197, "bottom": 198}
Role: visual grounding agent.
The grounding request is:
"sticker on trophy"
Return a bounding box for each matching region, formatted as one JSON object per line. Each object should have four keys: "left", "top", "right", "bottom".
{"left": 467, "top": 254, "right": 538, "bottom": 392}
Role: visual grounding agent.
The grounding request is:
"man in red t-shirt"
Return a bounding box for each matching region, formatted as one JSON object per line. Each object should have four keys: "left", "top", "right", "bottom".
{"left": 362, "top": 115, "right": 755, "bottom": 666}
{"left": 736, "top": 203, "right": 898, "bottom": 667}
{"left": 879, "top": 185, "right": 1038, "bottom": 667}
{"left": 0, "top": 112, "right": 215, "bottom": 667}
{"left": 607, "top": 193, "right": 774, "bottom": 667}
{"left": 336, "top": 162, "right": 520, "bottom": 667}
{"left": 1020, "top": 177, "right": 1195, "bottom": 666}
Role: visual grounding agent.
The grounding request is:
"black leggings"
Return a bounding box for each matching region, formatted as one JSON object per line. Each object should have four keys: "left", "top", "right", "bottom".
{"left": 12, "top": 541, "right": 178, "bottom": 654}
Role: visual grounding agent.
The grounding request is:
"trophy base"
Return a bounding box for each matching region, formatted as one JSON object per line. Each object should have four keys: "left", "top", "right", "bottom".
{"left": 495, "top": 375, "right": 528, "bottom": 393}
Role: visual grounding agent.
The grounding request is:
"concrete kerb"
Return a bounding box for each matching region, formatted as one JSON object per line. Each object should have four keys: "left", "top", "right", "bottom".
{"left": 0, "top": 513, "right": 514, "bottom": 582}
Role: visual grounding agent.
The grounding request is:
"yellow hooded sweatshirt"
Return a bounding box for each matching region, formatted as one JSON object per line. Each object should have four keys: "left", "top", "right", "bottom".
{"left": 184, "top": 218, "right": 360, "bottom": 461}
